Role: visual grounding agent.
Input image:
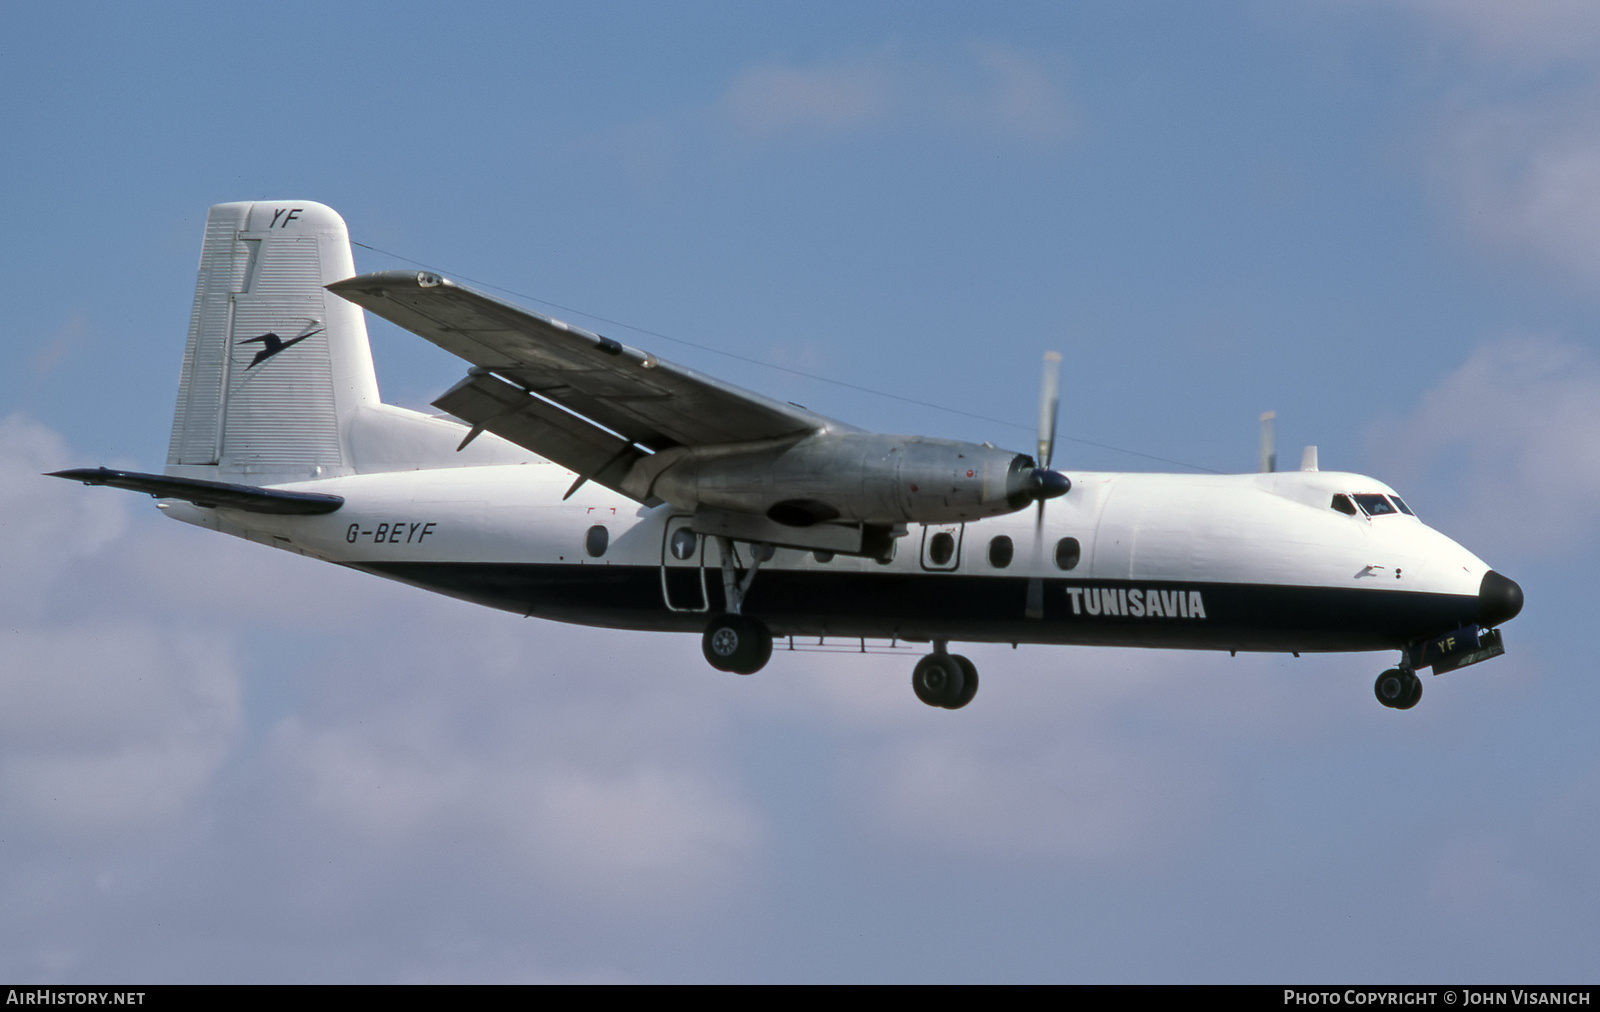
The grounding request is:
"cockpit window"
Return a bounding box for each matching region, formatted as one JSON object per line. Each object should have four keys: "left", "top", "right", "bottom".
{"left": 1390, "top": 496, "right": 1415, "bottom": 517}
{"left": 1331, "top": 494, "right": 1358, "bottom": 516}
{"left": 1353, "top": 494, "right": 1397, "bottom": 517}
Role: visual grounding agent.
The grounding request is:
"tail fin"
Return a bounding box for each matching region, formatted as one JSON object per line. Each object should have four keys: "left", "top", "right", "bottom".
{"left": 166, "top": 201, "right": 379, "bottom": 482}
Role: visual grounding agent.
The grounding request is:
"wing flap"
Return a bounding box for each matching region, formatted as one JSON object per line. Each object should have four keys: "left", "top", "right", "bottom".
{"left": 432, "top": 373, "right": 654, "bottom": 501}
{"left": 327, "top": 271, "right": 836, "bottom": 453}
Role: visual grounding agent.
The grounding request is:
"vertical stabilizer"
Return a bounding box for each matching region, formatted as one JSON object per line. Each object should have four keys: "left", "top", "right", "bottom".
{"left": 167, "top": 201, "right": 379, "bottom": 482}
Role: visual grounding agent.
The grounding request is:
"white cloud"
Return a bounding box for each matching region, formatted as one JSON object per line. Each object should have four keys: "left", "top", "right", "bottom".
{"left": 0, "top": 415, "right": 125, "bottom": 607}
{"left": 0, "top": 416, "right": 240, "bottom": 834}
{"left": 0, "top": 623, "right": 240, "bottom": 833}
{"left": 270, "top": 702, "right": 765, "bottom": 913}
{"left": 964, "top": 42, "right": 1077, "bottom": 141}
{"left": 1369, "top": 335, "right": 1600, "bottom": 557}
{"left": 514, "top": 764, "right": 762, "bottom": 900}
{"left": 31, "top": 311, "right": 92, "bottom": 375}
{"left": 1433, "top": 99, "right": 1600, "bottom": 288}
{"left": 722, "top": 60, "right": 894, "bottom": 137}
{"left": 1419, "top": 761, "right": 1600, "bottom": 944}
{"left": 718, "top": 43, "right": 1073, "bottom": 142}
{"left": 1388, "top": 0, "right": 1600, "bottom": 66}
{"left": 1378, "top": 2, "right": 1600, "bottom": 288}
{"left": 860, "top": 729, "right": 1217, "bottom": 860}
{"left": 785, "top": 644, "right": 1342, "bottom": 861}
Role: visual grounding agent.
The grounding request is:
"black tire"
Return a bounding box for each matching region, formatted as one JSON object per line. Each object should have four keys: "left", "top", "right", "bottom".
{"left": 1375, "top": 668, "right": 1406, "bottom": 707}
{"left": 946, "top": 654, "right": 979, "bottom": 710}
{"left": 912, "top": 654, "right": 966, "bottom": 708}
{"left": 736, "top": 617, "right": 773, "bottom": 675}
{"left": 1375, "top": 667, "right": 1421, "bottom": 709}
{"left": 702, "top": 613, "right": 772, "bottom": 675}
{"left": 1396, "top": 670, "right": 1423, "bottom": 710}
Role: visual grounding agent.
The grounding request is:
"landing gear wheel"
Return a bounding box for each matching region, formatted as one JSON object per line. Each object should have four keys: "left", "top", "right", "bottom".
{"left": 702, "top": 613, "right": 773, "bottom": 675}
{"left": 912, "top": 654, "right": 962, "bottom": 707}
{"left": 912, "top": 653, "right": 976, "bottom": 709}
{"left": 948, "top": 654, "right": 979, "bottom": 709}
{"left": 1374, "top": 667, "right": 1422, "bottom": 709}
{"left": 1398, "top": 671, "right": 1422, "bottom": 709}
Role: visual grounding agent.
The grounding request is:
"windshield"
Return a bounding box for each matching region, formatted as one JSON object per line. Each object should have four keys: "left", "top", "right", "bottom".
{"left": 1353, "top": 493, "right": 1398, "bottom": 517}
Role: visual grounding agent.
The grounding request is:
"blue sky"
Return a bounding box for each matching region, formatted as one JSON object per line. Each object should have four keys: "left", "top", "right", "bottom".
{"left": 4, "top": 1, "right": 1599, "bottom": 982}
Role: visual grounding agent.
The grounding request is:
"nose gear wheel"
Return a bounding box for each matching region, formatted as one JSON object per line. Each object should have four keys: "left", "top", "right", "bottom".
{"left": 912, "top": 649, "right": 979, "bottom": 709}
{"left": 1374, "top": 667, "right": 1422, "bottom": 710}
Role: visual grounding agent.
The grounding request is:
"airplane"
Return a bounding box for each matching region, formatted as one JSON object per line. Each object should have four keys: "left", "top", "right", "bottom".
{"left": 51, "top": 201, "right": 1524, "bottom": 711}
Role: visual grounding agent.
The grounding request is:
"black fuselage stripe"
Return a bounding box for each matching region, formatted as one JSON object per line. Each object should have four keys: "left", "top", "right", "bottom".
{"left": 355, "top": 562, "right": 1479, "bottom": 652}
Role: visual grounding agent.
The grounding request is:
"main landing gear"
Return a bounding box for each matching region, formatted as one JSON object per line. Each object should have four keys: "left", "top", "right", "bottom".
{"left": 702, "top": 536, "right": 774, "bottom": 675}
{"left": 702, "top": 612, "right": 773, "bottom": 675}
{"left": 1374, "top": 666, "right": 1423, "bottom": 710}
{"left": 695, "top": 537, "right": 979, "bottom": 709}
{"left": 912, "top": 643, "right": 979, "bottom": 710}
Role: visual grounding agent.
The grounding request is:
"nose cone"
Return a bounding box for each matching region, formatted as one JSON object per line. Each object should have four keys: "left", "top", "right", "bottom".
{"left": 1478, "top": 570, "right": 1524, "bottom": 628}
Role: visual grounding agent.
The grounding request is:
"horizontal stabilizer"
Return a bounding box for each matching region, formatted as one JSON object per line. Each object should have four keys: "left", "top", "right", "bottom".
{"left": 47, "top": 467, "right": 344, "bottom": 515}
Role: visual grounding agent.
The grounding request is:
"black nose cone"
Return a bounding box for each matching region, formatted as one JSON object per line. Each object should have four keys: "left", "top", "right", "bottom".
{"left": 1479, "top": 570, "right": 1524, "bottom": 628}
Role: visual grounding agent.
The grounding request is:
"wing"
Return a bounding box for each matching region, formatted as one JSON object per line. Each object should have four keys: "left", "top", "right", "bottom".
{"left": 328, "top": 271, "right": 845, "bottom": 500}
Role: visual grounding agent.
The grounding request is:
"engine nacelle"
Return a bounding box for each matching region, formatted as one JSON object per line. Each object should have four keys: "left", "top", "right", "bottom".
{"left": 625, "top": 431, "right": 1058, "bottom": 527}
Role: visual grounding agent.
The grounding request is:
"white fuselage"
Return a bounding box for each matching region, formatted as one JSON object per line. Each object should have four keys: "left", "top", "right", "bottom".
{"left": 157, "top": 460, "right": 1491, "bottom": 654}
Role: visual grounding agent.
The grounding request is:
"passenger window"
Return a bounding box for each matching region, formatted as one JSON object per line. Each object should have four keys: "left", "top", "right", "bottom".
{"left": 928, "top": 531, "right": 955, "bottom": 567}
{"left": 585, "top": 524, "right": 609, "bottom": 558}
{"left": 1054, "top": 537, "right": 1080, "bottom": 571}
{"left": 1353, "top": 494, "right": 1397, "bottom": 517}
{"left": 1331, "top": 494, "right": 1357, "bottom": 516}
{"left": 988, "top": 535, "right": 1014, "bottom": 569}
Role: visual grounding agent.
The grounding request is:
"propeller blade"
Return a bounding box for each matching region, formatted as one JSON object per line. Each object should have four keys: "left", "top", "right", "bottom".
{"left": 1038, "top": 351, "right": 1061, "bottom": 469}
{"left": 1033, "top": 350, "right": 1066, "bottom": 531}
{"left": 1259, "top": 410, "right": 1276, "bottom": 473}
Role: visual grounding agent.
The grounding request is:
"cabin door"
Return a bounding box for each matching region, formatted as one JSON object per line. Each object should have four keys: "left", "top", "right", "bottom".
{"left": 661, "top": 515, "right": 709, "bottom": 612}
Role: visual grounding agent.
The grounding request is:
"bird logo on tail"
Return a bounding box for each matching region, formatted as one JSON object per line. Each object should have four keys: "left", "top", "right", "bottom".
{"left": 242, "top": 324, "right": 324, "bottom": 369}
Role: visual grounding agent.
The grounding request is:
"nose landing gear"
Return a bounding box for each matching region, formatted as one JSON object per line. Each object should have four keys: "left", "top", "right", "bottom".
{"left": 1374, "top": 666, "right": 1423, "bottom": 710}
{"left": 912, "top": 645, "right": 979, "bottom": 709}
